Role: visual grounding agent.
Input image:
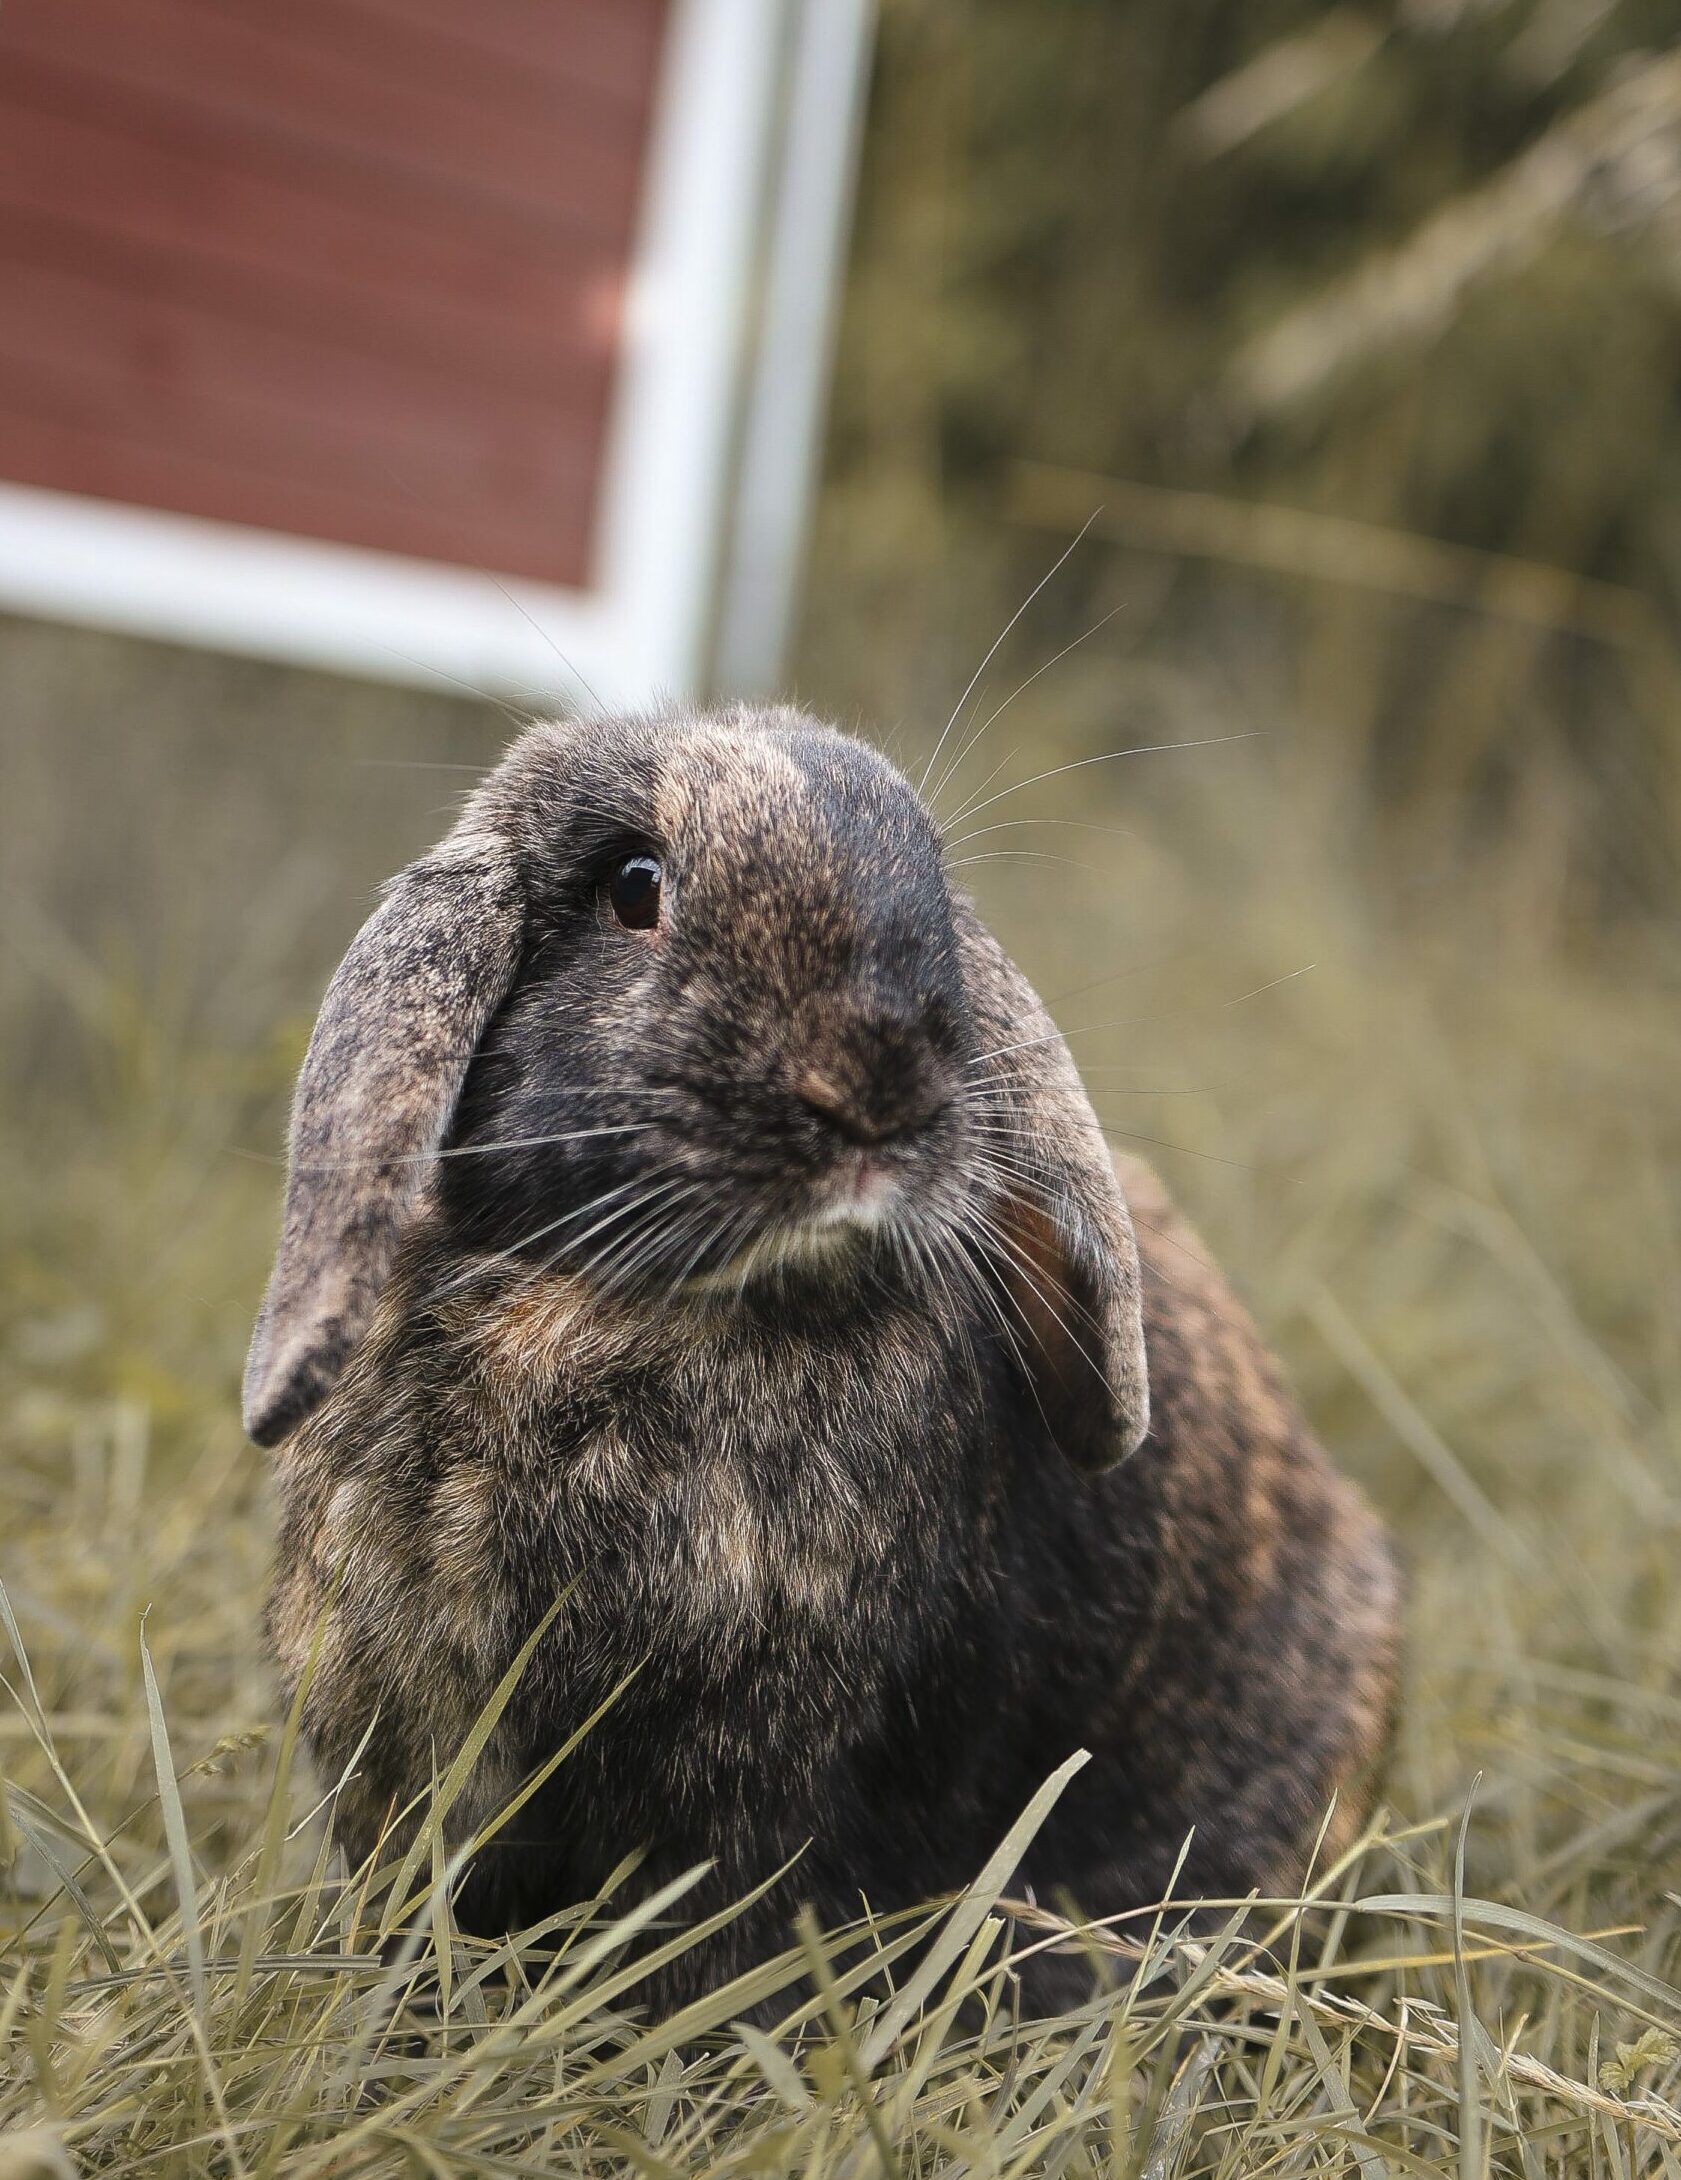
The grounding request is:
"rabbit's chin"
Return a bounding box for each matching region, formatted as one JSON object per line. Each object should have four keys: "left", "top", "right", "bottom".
{"left": 681, "top": 1174, "right": 913, "bottom": 1298}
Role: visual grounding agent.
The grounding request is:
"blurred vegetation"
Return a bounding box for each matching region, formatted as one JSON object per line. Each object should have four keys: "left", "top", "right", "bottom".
{"left": 804, "top": 0, "right": 1681, "bottom": 931}
{"left": 4, "top": 0, "right": 1681, "bottom": 2166}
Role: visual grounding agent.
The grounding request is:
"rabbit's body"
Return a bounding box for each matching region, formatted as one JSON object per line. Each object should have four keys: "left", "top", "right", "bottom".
{"left": 250, "top": 709, "right": 1399, "bottom": 2008}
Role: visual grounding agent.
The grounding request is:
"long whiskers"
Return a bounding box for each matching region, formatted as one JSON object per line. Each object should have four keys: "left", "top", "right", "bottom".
{"left": 941, "top": 815, "right": 1145, "bottom": 854}
{"left": 942, "top": 729, "right": 1263, "bottom": 836}
{"left": 944, "top": 850, "right": 1106, "bottom": 876}
{"left": 663, "top": 1197, "right": 762, "bottom": 1304}
{"left": 559, "top": 1172, "right": 702, "bottom": 1279}
{"left": 918, "top": 511, "right": 1102, "bottom": 804}
{"left": 928, "top": 601, "right": 1126, "bottom": 819}
{"left": 952, "top": 1195, "right": 1109, "bottom": 1374}
{"left": 280, "top": 1121, "right": 658, "bottom": 1175}
{"left": 426, "top": 1169, "right": 678, "bottom": 1303}
{"left": 487, "top": 574, "right": 605, "bottom": 719}
{"left": 916, "top": 1206, "right": 1051, "bottom": 1422}
{"left": 965, "top": 1019, "right": 1142, "bottom": 1069}
{"left": 565, "top": 1176, "right": 712, "bottom": 1301}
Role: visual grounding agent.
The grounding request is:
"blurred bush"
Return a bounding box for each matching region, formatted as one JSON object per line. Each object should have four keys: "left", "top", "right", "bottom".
{"left": 802, "top": 0, "right": 1681, "bottom": 926}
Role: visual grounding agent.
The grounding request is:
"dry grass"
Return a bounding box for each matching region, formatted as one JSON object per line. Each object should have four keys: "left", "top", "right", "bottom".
{"left": 2, "top": 661, "right": 1679, "bottom": 2172}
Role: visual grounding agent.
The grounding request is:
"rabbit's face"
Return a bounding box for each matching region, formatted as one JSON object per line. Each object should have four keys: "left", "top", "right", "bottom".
{"left": 442, "top": 713, "right": 977, "bottom": 1294}
{"left": 244, "top": 705, "right": 1148, "bottom": 1467}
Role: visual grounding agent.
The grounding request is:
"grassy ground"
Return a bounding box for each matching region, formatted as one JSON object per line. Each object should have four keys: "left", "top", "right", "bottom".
{"left": 2, "top": 622, "right": 1679, "bottom": 2173}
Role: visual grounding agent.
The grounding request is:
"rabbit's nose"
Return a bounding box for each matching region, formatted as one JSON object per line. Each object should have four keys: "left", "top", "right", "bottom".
{"left": 789, "top": 1003, "right": 949, "bottom": 1145}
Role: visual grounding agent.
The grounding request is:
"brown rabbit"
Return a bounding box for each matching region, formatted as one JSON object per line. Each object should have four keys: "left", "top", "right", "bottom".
{"left": 247, "top": 706, "right": 1401, "bottom": 2010}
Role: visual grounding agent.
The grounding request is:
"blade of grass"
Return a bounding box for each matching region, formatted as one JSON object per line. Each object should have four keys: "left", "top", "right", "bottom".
{"left": 860, "top": 1749, "right": 1089, "bottom": 2070}
{"left": 139, "top": 1619, "right": 206, "bottom": 2026}
{"left": 378, "top": 1587, "right": 572, "bottom": 1940}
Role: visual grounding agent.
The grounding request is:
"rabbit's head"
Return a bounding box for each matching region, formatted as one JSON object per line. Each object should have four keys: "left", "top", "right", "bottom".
{"left": 244, "top": 709, "right": 1148, "bottom": 1468}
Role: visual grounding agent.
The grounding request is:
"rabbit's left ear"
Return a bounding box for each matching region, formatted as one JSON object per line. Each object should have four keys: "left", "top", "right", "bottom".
{"left": 954, "top": 904, "right": 1149, "bottom": 1471}
{"left": 242, "top": 834, "right": 525, "bottom": 1448}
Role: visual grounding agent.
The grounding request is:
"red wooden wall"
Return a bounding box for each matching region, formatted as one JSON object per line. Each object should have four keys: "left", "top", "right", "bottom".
{"left": 0, "top": 0, "right": 668, "bottom": 587}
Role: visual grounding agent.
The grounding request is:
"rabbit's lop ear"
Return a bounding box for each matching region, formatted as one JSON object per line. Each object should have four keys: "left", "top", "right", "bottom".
{"left": 242, "top": 834, "right": 525, "bottom": 1447}
{"left": 956, "top": 905, "right": 1149, "bottom": 1472}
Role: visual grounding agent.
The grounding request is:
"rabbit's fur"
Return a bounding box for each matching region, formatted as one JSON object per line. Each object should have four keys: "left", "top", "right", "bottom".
{"left": 249, "top": 708, "right": 1400, "bottom": 2008}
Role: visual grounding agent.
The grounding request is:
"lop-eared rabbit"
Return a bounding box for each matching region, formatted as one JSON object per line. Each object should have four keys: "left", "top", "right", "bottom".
{"left": 246, "top": 707, "right": 1400, "bottom": 2008}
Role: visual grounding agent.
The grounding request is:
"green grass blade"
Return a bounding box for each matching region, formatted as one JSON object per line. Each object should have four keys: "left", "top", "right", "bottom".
{"left": 140, "top": 1619, "right": 207, "bottom": 2023}
{"left": 859, "top": 1749, "right": 1089, "bottom": 2071}
{"left": 1353, "top": 1894, "right": 1681, "bottom": 2021}
{"left": 378, "top": 1587, "right": 572, "bottom": 1939}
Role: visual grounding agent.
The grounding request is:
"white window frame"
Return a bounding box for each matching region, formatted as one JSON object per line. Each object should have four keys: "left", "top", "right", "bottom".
{"left": 0, "top": 0, "right": 866, "bottom": 708}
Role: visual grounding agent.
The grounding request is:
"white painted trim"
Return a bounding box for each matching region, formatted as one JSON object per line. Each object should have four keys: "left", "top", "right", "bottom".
{"left": 590, "top": 0, "right": 784, "bottom": 704}
{"left": 712, "top": 0, "right": 876, "bottom": 695}
{"left": 0, "top": 0, "right": 785, "bottom": 708}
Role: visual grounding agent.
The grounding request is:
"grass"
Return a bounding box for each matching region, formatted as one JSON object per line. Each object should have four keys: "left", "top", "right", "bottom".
{"left": 8, "top": 0, "right": 1681, "bottom": 2157}
{"left": 2, "top": 688, "right": 1680, "bottom": 2174}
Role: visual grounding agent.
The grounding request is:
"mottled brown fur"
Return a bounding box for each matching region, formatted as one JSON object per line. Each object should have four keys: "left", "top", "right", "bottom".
{"left": 251, "top": 708, "right": 1401, "bottom": 2010}
{"left": 1106, "top": 1157, "right": 1400, "bottom": 1881}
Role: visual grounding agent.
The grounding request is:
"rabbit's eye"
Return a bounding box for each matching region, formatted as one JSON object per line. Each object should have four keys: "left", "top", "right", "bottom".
{"left": 607, "top": 854, "right": 663, "bottom": 931}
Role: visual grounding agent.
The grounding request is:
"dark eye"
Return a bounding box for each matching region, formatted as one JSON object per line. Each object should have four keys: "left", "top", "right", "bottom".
{"left": 607, "top": 854, "right": 663, "bottom": 931}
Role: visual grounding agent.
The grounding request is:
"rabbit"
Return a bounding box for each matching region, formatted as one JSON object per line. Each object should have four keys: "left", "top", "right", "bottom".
{"left": 246, "top": 704, "right": 1401, "bottom": 2012}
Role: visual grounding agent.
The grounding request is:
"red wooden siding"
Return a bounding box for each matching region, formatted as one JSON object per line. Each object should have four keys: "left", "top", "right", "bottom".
{"left": 0, "top": 0, "right": 667, "bottom": 587}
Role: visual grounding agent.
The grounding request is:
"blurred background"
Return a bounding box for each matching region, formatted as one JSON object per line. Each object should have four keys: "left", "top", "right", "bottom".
{"left": 3, "top": 0, "right": 1680, "bottom": 1938}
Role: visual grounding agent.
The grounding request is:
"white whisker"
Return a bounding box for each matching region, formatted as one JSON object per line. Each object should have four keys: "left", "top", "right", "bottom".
{"left": 918, "top": 510, "right": 1101, "bottom": 801}
{"left": 966, "top": 1018, "right": 1135, "bottom": 1068}
{"left": 428, "top": 1170, "right": 673, "bottom": 1302}
{"left": 945, "top": 851, "right": 1103, "bottom": 874}
{"left": 944, "top": 730, "right": 1263, "bottom": 835}
{"left": 289, "top": 1122, "right": 657, "bottom": 1175}
{"left": 1096, "top": 1125, "right": 1262, "bottom": 1175}
{"left": 956, "top": 1201, "right": 1107, "bottom": 1374}
{"left": 929, "top": 601, "right": 1126, "bottom": 818}
{"left": 942, "top": 815, "right": 1144, "bottom": 853}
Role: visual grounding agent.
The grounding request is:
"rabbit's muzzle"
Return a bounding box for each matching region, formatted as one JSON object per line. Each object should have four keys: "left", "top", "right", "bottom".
{"left": 783, "top": 994, "right": 954, "bottom": 1150}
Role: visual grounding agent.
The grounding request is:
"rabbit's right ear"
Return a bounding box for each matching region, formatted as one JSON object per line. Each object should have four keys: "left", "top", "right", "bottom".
{"left": 953, "top": 902, "right": 1149, "bottom": 1472}
{"left": 242, "top": 835, "right": 525, "bottom": 1448}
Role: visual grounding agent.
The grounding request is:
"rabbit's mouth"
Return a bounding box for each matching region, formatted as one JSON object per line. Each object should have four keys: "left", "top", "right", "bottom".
{"left": 812, "top": 1147, "right": 899, "bottom": 1224}
{"left": 678, "top": 1158, "right": 916, "bottom": 1297}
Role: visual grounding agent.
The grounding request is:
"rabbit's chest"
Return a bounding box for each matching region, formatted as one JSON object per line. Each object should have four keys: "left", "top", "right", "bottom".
{"left": 546, "top": 1359, "right": 937, "bottom": 1636}
{"left": 279, "top": 1290, "right": 989, "bottom": 1788}
{"left": 275, "top": 1288, "right": 1001, "bottom": 1859}
{"left": 546, "top": 1374, "right": 976, "bottom": 1809}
